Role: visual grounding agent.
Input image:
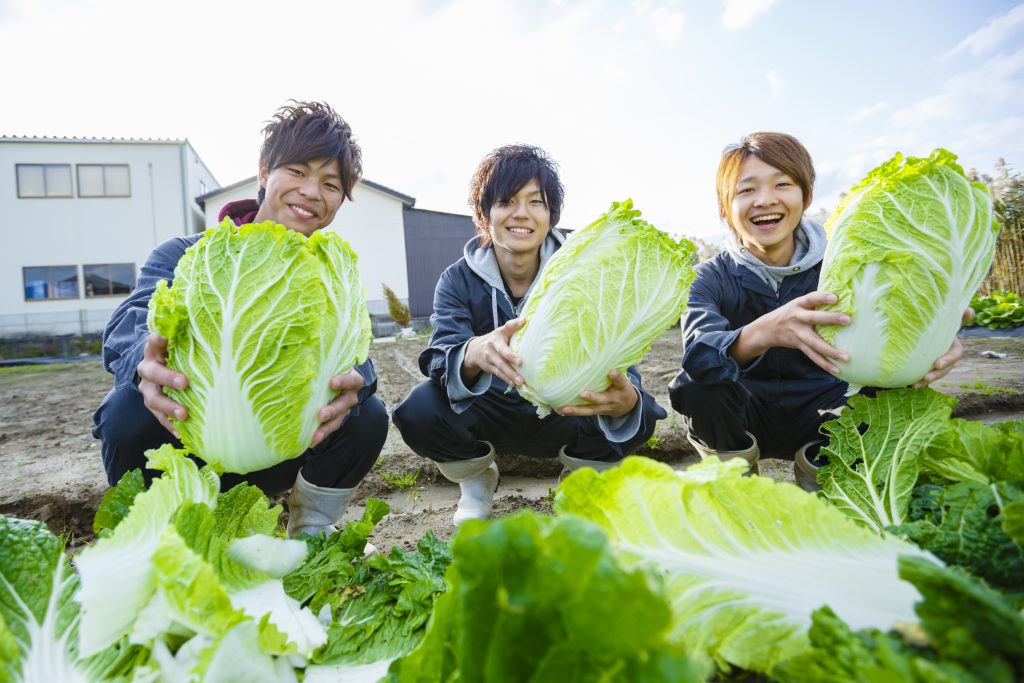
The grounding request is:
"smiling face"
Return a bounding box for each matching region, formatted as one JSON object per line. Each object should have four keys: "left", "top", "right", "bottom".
{"left": 486, "top": 177, "right": 551, "bottom": 258}
{"left": 729, "top": 156, "right": 810, "bottom": 266}
{"left": 253, "top": 157, "right": 344, "bottom": 236}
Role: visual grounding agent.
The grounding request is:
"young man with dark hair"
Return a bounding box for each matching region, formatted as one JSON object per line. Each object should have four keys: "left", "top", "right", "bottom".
{"left": 392, "top": 144, "right": 666, "bottom": 527}
{"left": 669, "top": 132, "right": 964, "bottom": 486}
{"left": 93, "top": 101, "right": 388, "bottom": 536}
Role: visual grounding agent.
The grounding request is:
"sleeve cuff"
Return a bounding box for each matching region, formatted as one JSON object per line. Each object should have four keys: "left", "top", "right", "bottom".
{"left": 597, "top": 387, "right": 643, "bottom": 443}
{"left": 446, "top": 342, "right": 492, "bottom": 403}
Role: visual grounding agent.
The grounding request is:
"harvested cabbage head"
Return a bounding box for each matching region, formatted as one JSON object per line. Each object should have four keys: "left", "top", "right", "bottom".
{"left": 817, "top": 149, "right": 999, "bottom": 391}
{"left": 510, "top": 200, "right": 696, "bottom": 417}
{"left": 148, "top": 220, "right": 371, "bottom": 473}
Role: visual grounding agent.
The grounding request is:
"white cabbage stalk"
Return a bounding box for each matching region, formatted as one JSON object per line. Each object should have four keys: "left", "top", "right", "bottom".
{"left": 817, "top": 149, "right": 999, "bottom": 392}
{"left": 73, "top": 446, "right": 219, "bottom": 656}
{"left": 511, "top": 200, "right": 695, "bottom": 417}
{"left": 148, "top": 220, "right": 371, "bottom": 474}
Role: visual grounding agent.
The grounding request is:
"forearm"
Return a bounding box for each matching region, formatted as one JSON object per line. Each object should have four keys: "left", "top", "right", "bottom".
{"left": 727, "top": 318, "right": 771, "bottom": 367}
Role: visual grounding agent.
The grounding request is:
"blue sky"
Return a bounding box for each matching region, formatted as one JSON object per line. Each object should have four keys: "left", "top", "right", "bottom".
{"left": 1, "top": 0, "right": 1021, "bottom": 238}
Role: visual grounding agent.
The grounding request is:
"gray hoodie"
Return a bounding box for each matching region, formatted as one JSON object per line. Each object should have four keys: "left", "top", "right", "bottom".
{"left": 446, "top": 230, "right": 643, "bottom": 442}
{"left": 724, "top": 219, "right": 828, "bottom": 292}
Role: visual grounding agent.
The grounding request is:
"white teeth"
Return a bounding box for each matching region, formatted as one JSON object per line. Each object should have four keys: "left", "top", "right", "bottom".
{"left": 751, "top": 214, "right": 782, "bottom": 224}
{"left": 508, "top": 228, "right": 531, "bottom": 234}
{"left": 291, "top": 205, "right": 314, "bottom": 217}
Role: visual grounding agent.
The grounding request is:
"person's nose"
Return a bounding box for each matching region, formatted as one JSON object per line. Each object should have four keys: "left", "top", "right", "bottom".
{"left": 298, "top": 177, "right": 322, "bottom": 201}
{"left": 753, "top": 188, "right": 778, "bottom": 207}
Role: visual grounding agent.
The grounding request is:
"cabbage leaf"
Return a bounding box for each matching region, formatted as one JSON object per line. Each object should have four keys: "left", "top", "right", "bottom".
{"left": 148, "top": 219, "right": 371, "bottom": 474}
{"left": 510, "top": 200, "right": 695, "bottom": 417}
{"left": 554, "top": 456, "right": 939, "bottom": 674}
{"left": 818, "top": 149, "right": 999, "bottom": 391}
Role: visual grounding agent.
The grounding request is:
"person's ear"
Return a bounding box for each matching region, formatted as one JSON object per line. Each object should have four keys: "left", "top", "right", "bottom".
{"left": 257, "top": 164, "right": 269, "bottom": 189}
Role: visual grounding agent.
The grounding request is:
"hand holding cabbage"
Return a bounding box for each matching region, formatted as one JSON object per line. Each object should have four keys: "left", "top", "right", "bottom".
{"left": 146, "top": 219, "right": 371, "bottom": 474}
{"left": 509, "top": 200, "right": 695, "bottom": 418}
{"left": 816, "top": 149, "right": 999, "bottom": 392}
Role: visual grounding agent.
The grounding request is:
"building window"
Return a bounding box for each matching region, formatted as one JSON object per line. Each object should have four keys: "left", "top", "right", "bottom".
{"left": 77, "top": 164, "right": 131, "bottom": 197}
{"left": 23, "top": 266, "right": 79, "bottom": 300}
{"left": 16, "top": 164, "right": 73, "bottom": 198}
{"left": 199, "top": 180, "right": 207, "bottom": 196}
{"left": 83, "top": 263, "right": 135, "bottom": 297}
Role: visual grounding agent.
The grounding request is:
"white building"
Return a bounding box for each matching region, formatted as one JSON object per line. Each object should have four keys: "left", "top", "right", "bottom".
{"left": 0, "top": 136, "right": 218, "bottom": 336}
{"left": 2, "top": 136, "right": 477, "bottom": 340}
{"left": 199, "top": 177, "right": 416, "bottom": 316}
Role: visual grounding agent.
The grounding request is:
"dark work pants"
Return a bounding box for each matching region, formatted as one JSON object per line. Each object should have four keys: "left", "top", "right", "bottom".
{"left": 668, "top": 371, "right": 850, "bottom": 459}
{"left": 92, "top": 385, "right": 388, "bottom": 496}
{"left": 392, "top": 380, "right": 658, "bottom": 463}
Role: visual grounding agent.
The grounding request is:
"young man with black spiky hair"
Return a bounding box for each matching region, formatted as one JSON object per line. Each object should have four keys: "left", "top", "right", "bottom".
{"left": 93, "top": 101, "right": 388, "bottom": 537}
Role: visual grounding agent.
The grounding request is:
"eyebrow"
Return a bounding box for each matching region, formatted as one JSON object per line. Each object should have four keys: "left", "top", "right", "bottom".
{"left": 738, "top": 171, "right": 790, "bottom": 184}
{"left": 303, "top": 159, "right": 343, "bottom": 180}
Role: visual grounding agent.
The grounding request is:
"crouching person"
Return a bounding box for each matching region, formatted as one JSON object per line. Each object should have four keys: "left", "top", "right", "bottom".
{"left": 92, "top": 101, "right": 388, "bottom": 536}
{"left": 669, "top": 132, "right": 963, "bottom": 486}
{"left": 393, "top": 144, "right": 665, "bottom": 527}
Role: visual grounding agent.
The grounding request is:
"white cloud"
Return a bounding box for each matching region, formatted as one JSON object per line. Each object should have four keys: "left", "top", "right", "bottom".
{"left": 628, "top": 1, "right": 685, "bottom": 42}
{"left": 651, "top": 6, "right": 685, "bottom": 42}
{"left": 767, "top": 70, "right": 784, "bottom": 97}
{"left": 946, "top": 2, "right": 1024, "bottom": 59}
{"left": 722, "top": 0, "right": 778, "bottom": 31}
{"left": 847, "top": 101, "right": 889, "bottom": 124}
{"left": 890, "top": 47, "right": 1024, "bottom": 128}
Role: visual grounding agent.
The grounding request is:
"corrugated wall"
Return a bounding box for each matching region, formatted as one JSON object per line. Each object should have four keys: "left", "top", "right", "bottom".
{"left": 402, "top": 208, "right": 476, "bottom": 318}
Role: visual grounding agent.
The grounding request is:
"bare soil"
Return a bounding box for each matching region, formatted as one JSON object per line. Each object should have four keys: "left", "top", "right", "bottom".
{"left": 2, "top": 331, "right": 1023, "bottom": 552}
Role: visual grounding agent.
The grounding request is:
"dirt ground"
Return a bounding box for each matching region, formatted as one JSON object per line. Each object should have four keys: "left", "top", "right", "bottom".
{"left": 2, "top": 330, "right": 1023, "bottom": 552}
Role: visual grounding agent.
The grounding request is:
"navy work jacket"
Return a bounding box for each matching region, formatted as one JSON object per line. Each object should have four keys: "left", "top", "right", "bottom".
{"left": 681, "top": 251, "right": 844, "bottom": 394}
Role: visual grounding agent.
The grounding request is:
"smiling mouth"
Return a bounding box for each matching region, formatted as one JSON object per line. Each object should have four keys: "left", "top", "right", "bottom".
{"left": 290, "top": 204, "right": 316, "bottom": 219}
{"left": 750, "top": 213, "right": 783, "bottom": 228}
{"left": 507, "top": 227, "right": 533, "bottom": 235}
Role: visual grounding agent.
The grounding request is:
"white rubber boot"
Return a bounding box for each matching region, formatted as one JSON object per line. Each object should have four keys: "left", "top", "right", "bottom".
{"left": 556, "top": 446, "right": 622, "bottom": 484}
{"left": 435, "top": 443, "right": 499, "bottom": 527}
{"left": 286, "top": 472, "right": 377, "bottom": 555}
{"left": 685, "top": 431, "right": 760, "bottom": 475}
{"left": 286, "top": 470, "right": 356, "bottom": 537}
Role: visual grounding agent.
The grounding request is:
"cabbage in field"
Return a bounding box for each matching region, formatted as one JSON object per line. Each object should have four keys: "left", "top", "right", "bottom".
{"left": 510, "top": 200, "right": 696, "bottom": 417}
{"left": 555, "top": 457, "right": 940, "bottom": 674}
{"left": 817, "top": 149, "right": 999, "bottom": 391}
{"left": 148, "top": 219, "right": 371, "bottom": 474}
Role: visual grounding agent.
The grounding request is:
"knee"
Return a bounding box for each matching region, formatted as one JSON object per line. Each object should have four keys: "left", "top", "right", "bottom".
{"left": 93, "top": 386, "right": 169, "bottom": 486}
{"left": 668, "top": 372, "right": 732, "bottom": 415}
{"left": 392, "top": 382, "right": 447, "bottom": 447}
{"left": 355, "top": 395, "right": 389, "bottom": 443}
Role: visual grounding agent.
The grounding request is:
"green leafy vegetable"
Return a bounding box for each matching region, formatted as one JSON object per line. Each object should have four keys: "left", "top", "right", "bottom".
{"left": 73, "top": 444, "right": 220, "bottom": 656}
{"left": 0, "top": 517, "right": 142, "bottom": 683}
{"left": 900, "top": 556, "right": 1024, "bottom": 681}
{"left": 510, "top": 200, "right": 696, "bottom": 417}
{"left": 966, "top": 290, "right": 1024, "bottom": 329}
{"left": 888, "top": 482, "right": 1024, "bottom": 590}
{"left": 385, "top": 511, "right": 707, "bottom": 682}
{"left": 312, "top": 530, "right": 451, "bottom": 667}
{"left": 148, "top": 219, "right": 371, "bottom": 474}
{"left": 554, "top": 456, "right": 937, "bottom": 674}
{"left": 818, "top": 388, "right": 956, "bottom": 530}
{"left": 923, "top": 418, "right": 1024, "bottom": 486}
{"left": 92, "top": 468, "right": 145, "bottom": 536}
{"left": 818, "top": 149, "right": 999, "bottom": 391}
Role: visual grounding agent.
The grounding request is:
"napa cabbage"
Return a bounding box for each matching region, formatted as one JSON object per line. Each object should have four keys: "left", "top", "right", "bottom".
{"left": 148, "top": 219, "right": 371, "bottom": 474}
{"left": 817, "top": 149, "right": 999, "bottom": 391}
{"left": 510, "top": 200, "right": 696, "bottom": 417}
{"left": 555, "top": 456, "right": 940, "bottom": 674}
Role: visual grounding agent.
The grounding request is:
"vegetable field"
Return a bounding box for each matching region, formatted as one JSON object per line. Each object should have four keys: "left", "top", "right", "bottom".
{"left": 2, "top": 330, "right": 1024, "bottom": 681}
